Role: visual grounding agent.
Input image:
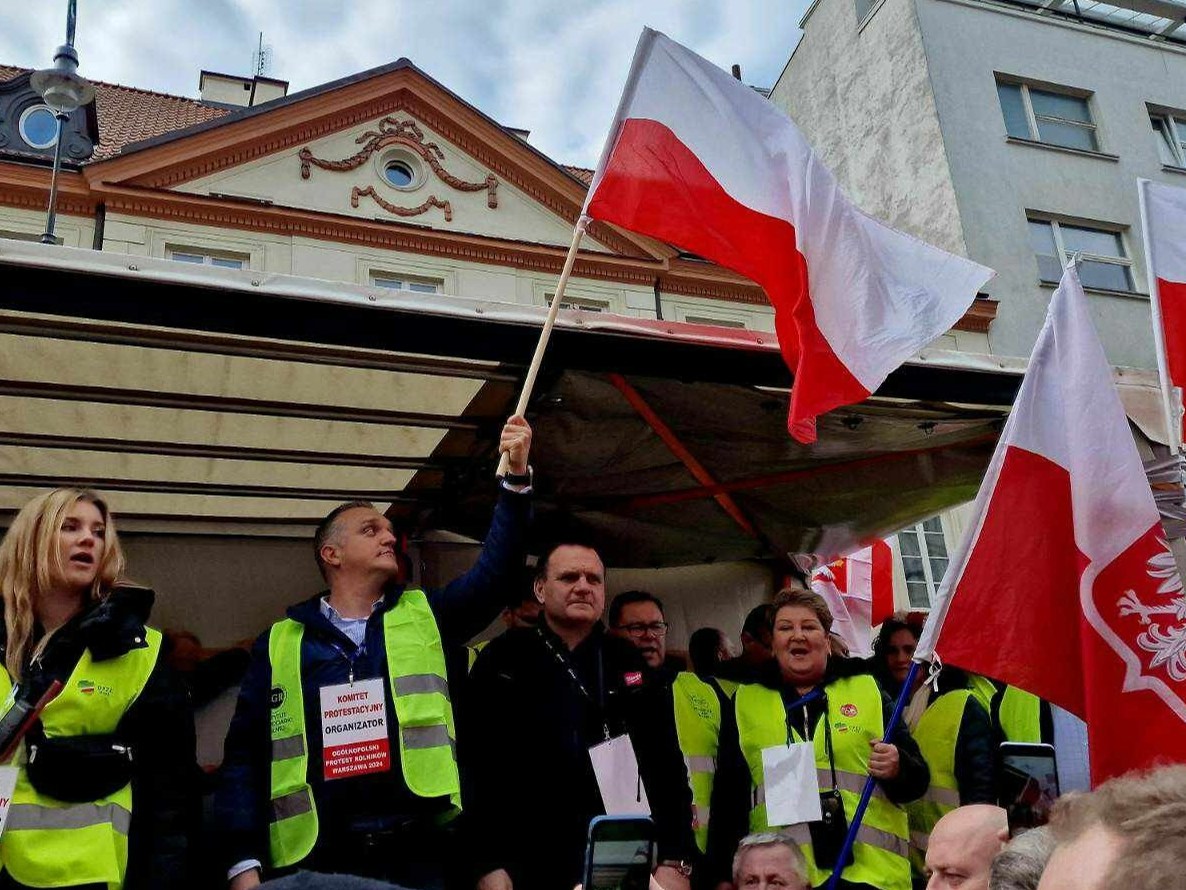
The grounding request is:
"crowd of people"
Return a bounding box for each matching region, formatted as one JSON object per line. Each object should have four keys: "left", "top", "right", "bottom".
{"left": 0, "top": 415, "right": 1181, "bottom": 890}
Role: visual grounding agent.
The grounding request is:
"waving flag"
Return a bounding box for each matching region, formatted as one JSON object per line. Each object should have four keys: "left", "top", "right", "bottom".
{"left": 812, "top": 541, "right": 895, "bottom": 656}
{"left": 583, "top": 28, "right": 993, "bottom": 442}
{"left": 1139, "top": 178, "right": 1186, "bottom": 448}
{"left": 915, "top": 264, "right": 1186, "bottom": 783}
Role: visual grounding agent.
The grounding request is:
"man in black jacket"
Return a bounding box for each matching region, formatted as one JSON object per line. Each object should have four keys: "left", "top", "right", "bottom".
{"left": 467, "top": 541, "right": 697, "bottom": 890}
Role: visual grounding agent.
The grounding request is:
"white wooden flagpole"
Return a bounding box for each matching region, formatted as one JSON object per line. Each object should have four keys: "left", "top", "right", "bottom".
{"left": 496, "top": 215, "right": 591, "bottom": 477}
{"left": 1138, "top": 179, "right": 1183, "bottom": 453}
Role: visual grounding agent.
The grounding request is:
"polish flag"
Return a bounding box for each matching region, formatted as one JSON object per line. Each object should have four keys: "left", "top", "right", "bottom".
{"left": 582, "top": 29, "right": 993, "bottom": 442}
{"left": 915, "top": 265, "right": 1186, "bottom": 783}
{"left": 1139, "top": 179, "right": 1186, "bottom": 448}
{"left": 812, "top": 541, "right": 895, "bottom": 656}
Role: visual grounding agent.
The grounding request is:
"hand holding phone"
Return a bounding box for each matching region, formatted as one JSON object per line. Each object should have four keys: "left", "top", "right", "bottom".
{"left": 997, "top": 742, "right": 1059, "bottom": 836}
{"left": 584, "top": 815, "right": 656, "bottom": 890}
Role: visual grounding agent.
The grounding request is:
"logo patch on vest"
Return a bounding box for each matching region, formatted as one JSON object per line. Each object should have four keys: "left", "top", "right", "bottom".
{"left": 77, "top": 679, "right": 111, "bottom": 697}
{"left": 624, "top": 671, "right": 643, "bottom": 687}
{"left": 270, "top": 685, "right": 287, "bottom": 709}
{"left": 840, "top": 703, "right": 858, "bottom": 718}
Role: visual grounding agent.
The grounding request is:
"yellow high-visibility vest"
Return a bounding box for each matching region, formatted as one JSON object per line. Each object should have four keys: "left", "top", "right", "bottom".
{"left": 0, "top": 628, "right": 162, "bottom": 889}
{"left": 267, "top": 589, "right": 460, "bottom": 868}
{"left": 905, "top": 690, "right": 975, "bottom": 879}
{"left": 672, "top": 672, "right": 723, "bottom": 852}
{"left": 996, "top": 686, "right": 1042, "bottom": 743}
{"left": 735, "top": 675, "right": 911, "bottom": 890}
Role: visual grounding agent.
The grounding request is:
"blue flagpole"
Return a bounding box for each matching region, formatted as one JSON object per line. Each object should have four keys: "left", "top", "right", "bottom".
{"left": 823, "top": 659, "right": 922, "bottom": 890}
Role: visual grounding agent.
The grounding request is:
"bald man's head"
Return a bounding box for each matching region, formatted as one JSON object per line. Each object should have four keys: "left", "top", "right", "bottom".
{"left": 925, "top": 805, "right": 1008, "bottom": 890}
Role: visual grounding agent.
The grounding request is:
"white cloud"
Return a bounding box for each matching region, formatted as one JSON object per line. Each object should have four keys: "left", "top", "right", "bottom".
{"left": 1, "top": 1, "right": 806, "bottom": 167}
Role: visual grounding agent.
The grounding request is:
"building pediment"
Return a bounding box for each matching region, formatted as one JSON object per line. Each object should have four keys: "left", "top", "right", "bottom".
{"left": 170, "top": 111, "right": 610, "bottom": 252}
{"left": 83, "top": 60, "right": 665, "bottom": 261}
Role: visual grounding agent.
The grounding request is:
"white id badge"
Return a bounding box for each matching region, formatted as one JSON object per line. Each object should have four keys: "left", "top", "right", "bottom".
{"left": 589, "top": 734, "right": 651, "bottom": 815}
{"left": 319, "top": 677, "right": 391, "bottom": 780}
{"left": 0, "top": 766, "right": 17, "bottom": 837}
{"left": 762, "top": 743, "right": 822, "bottom": 826}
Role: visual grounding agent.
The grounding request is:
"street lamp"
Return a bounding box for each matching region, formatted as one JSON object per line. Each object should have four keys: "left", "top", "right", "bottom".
{"left": 30, "top": 0, "right": 94, "bottom": 245}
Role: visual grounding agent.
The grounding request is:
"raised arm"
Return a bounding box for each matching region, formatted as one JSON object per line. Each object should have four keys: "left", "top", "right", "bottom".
{"left": 427, "top": 416, "right": 533, "bottom": 644}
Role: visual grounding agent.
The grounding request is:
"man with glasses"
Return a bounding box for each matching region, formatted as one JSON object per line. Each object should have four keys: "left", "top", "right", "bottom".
{"left": 608, "top": 590, "right": 672, "bottom": 675}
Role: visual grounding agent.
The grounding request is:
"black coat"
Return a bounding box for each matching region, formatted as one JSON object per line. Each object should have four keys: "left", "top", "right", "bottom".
{"left": 0, "top": 587, "right": 198, "bottom": 890}
{"left": 465, "top": 623, "right": 697, "bottom": 890}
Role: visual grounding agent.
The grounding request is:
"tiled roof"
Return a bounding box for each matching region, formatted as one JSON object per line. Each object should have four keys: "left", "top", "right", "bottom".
{"left": 0, "top": 63, "right": 593, "bottom": 182}
{"left": 563, "top": 164, "right": 594, "bottom": 185}
{"left": 0, "top": 64, "right": 231, "bottom": 161}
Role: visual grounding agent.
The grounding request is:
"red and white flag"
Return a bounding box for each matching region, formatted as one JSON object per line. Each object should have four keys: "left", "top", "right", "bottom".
{"left": 582, "top": 29, "right": 993, "bottom": 442}
{"left": 1139, "top": 178, "right": 1186, "bottom": 448}
{"left": 915, "top": 264, "right": 1186, "bottom": 783}
{"left": 812, "top": 541, "right": 895, "bottom": 656}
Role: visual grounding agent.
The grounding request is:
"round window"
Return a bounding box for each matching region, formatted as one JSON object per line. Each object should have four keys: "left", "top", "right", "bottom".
{"left": 383, "top": 159, "right": 416, "bottom": 188}
{"left": 19, "top": 105, "right": 59, "bottom": 149}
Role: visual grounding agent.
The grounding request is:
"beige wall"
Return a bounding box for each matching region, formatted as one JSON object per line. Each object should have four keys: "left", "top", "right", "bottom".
{"left": 0, "top": 205, "right": 94, "bottom": 249}
{"left": 92, "top": 211, "right": 776, "bottom": 329}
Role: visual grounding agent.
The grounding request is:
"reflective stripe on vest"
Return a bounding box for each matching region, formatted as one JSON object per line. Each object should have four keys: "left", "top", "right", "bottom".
{"left": 997, "top": 686, "right": 1042, "bottom": 744}
{"left": 267, "top": 589, "right": 460, "bottom": 868}
{"left": 0, "top": 627, "right": 161, "bottom": 890}
{"left": 672, "top": 672, "right": 722, "bottom": 853}
{"left": 905, "top": 690, "right": 974, "bottom": 878}
{"left": 735, "top": 677, "right": 911, "bottom": 890}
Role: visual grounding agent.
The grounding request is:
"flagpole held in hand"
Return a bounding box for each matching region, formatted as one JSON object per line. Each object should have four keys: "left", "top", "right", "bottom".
{"left": 823, "top": 659, "right": 921, "bottom": 890}
{"left": 495, "top": 216, "right": 589, "bottom": 478}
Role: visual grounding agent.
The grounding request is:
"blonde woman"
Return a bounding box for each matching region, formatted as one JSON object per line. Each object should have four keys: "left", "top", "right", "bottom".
{"left": 0, "top": 488, "right": 196, "bottom": 889}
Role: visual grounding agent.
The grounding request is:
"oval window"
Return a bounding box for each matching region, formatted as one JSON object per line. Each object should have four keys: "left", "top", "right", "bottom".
{"left": 384, "top": 160, "right": 415, "bottom": 188}
{"left": 19, "top": 105, "right": 59, "bottom": 149}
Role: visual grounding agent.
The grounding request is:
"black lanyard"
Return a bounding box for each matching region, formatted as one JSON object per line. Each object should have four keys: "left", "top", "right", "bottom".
{"left": 784, "top": 686, "right": 839, "bottom": 794}
{"left": 537, "top": 628, "right": 611, "bottom": 740}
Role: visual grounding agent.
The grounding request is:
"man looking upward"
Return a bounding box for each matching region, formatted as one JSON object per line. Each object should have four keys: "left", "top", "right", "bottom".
{"left": 217, "top": 417, "right": 534, "bottom": 888}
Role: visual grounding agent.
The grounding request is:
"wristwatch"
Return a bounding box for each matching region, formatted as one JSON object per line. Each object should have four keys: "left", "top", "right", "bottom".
{"left": 501, "top": 466, "right": 533, "bottom": 486}
{"left": 658, "top": 860, "right": 694, "bottom": 878}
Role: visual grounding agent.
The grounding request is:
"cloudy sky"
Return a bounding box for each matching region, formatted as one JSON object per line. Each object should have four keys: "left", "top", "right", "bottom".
{"left": 0, "top": 1, "right": 807, "bottom": 168}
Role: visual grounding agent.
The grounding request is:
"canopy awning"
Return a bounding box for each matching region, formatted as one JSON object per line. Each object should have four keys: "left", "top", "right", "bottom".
{"left": 0, "top": 239, "right": 1163, "bottom": 565}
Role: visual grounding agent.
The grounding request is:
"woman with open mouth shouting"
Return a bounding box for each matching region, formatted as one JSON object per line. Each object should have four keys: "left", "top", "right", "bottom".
{"left": 705, "top": 588, "right": 930, "bottom": 890}
{"left": 0, "top": 488, "right": 195, "bottom": 889}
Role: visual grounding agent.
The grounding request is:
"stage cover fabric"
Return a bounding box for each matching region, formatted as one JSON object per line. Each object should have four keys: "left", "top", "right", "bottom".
{"left": 0, "top": 240, "right": 1164, "bottom": 568}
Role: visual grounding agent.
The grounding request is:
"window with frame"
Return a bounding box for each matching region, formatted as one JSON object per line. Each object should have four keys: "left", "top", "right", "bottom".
{"left": 996, "top": 79, "right": 1098, "bottom": 152}
{"left": 168, "top": 248, "right": 246, "bottom": 269}
{"left": 546, "top": 293, "right": 612, "bottom": 313}
{"left": 1151, "top": 112, "right": 1186, "bottom": 168}
{"left": 682, "top": 314, "right": 748, "bottom": 329}
{"left": 369, "top": 272, "right": 443, "bottom": 294}
{"left": 855, "top": 0, "right": 878, "bottom": 23}
{"left": 897, "top": 517, "right": 949, "bottom": 609}
{"left": 1027, "top": 218, "right": 1135, "bottom": 293}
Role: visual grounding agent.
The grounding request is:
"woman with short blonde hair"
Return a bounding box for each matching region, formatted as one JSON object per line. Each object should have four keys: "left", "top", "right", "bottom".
{"left": 0, "top": 488, "right": 195, "bottom": 889}
{"left": 705, "top": 588, "right": 930, "bottom": 890}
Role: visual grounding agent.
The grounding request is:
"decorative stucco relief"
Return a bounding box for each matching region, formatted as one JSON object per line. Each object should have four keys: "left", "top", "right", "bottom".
{"left": 299, "top": 117, "right": 498, "bottom": 222}
{"left": 351, "top": 186, "right": 453, "bottom": 222}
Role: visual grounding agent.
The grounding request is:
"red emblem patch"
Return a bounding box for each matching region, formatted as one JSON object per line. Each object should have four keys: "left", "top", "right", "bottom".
{"left": 840, "top": 703, "right": 858, "bottom": 718}
{"left": 624, "top": 671, "right": 643, "bottom": 687}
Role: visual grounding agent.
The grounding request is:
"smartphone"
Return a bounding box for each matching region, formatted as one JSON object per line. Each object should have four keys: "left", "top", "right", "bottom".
{"left": 997, "top": 742, "right": 1060, "bottom": 836}
{"left": 583, "top": 815, "right": 656, "bottom": 890}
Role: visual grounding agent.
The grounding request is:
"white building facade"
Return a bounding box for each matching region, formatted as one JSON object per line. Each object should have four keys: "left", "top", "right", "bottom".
{"left": 772, "top": 0, "right": 1186, "bottom": 608}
